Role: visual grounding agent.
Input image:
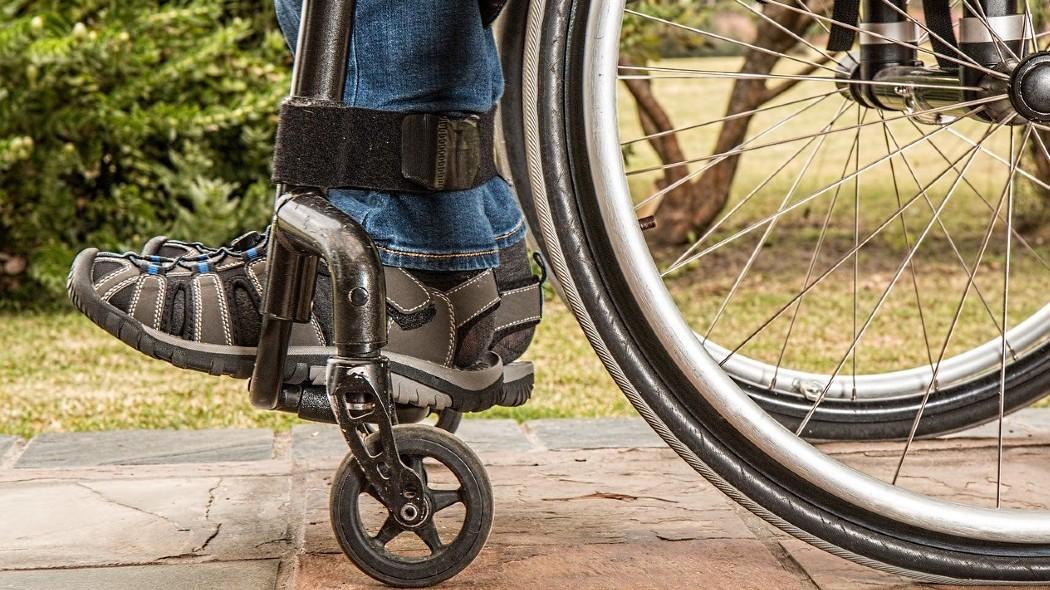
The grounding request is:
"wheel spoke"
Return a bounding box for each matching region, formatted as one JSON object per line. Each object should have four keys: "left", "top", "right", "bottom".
{"left": 959, "top": 0, "right": 1021, "bottom": 63}
{"left": 719, "top": 115, "right": 995, "bottom": 369}
{"left": 704, "top": 103, "right": 856, "bottom": 339}
{"left": 625, "top": 8, "right": 843, "bottom": 77}
{"left": 794, "top": 122, "right": 1002, "bottom": 436}
{"left": 797, "top": 0, "right": 833, "bottom": 34}
{"left": 415, "top": 520, "right": 445, "bottom": 554}
{"left": 618, "top": 64, "right": 985, "bottom": 93}
{"left": 997, "top": 127, "right": 1020, "bottom": 508}
{"left": 621, "top": 90, "right": 838, "bottom": 148}
{"left": 875, "top": 0, "right": 978, "bottom": 70}
{"left": 665, "top": 107, "right": 985, "bottom": 276}
{"left": 629, "top": 95, "right": 1005, "bottom": 178}
{"left": 924, "top": 122, "right": 1050, "bottom": 275}
{"left": 1023, "top": 0, "right": 1039, "bottom": 55}
{"left": 734, "top": 0, "right": 845, "bottom": 68}
{"left": 770, "top": 115, "right": 862, "bottom": 388}
{"left": 879, "top": 112, "right": 935, "bottom": 371}
{"left": 886, "top": 119, "right": 1020, "bottom": 359}
{"left": 893, "top": 123, "right": 1031, "bottom": 485}
{"left": 374, "top": 514, "right": 404, "bottom": 547}
{"left": 430, "top": 488, "right": 463, "bottom": 513}
{"left": 760, "top": 0, "right": 1010, "bottom": 79}
{"left": 851, "top": 107, "right": 861, "bottom": 398}
{"left": 664, "top": 101, "right": 851, "bottom": 274}
{"left": 636, "top": 91, "right": 838, "bottom": 212}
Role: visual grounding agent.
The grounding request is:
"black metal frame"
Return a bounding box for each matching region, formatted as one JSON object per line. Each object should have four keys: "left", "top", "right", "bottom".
{"left": 248, "top": 0, "right": 430, "bottom": 529}
{"left": 853, "top": 0, "right": 1031, "bottom": 122}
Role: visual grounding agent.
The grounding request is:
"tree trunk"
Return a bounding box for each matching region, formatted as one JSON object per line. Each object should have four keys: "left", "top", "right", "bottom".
{"left": 645, "top": 5, "right": 820, "bottom": 245}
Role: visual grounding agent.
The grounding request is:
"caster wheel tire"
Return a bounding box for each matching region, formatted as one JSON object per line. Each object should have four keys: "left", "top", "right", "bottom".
{"left": 330, "top": 424, "right": 493, "bottom": 588}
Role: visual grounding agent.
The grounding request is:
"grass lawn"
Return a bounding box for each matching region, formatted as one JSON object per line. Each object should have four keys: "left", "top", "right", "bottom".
{"left": 0, "top": 296, "right": 630, "bottom": 439}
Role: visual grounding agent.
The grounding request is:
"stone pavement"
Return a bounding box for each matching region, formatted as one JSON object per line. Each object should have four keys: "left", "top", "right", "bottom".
{"left": 2, "top": 413, "right": 1050, "bottom": 589}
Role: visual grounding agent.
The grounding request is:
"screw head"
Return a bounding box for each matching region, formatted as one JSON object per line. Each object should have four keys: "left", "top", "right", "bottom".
{"left": 349, "top": 287, "right": 370, "bottom": 307}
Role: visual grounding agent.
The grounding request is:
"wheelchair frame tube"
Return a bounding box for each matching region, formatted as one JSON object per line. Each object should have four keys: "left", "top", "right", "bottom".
{"left": 251, "top": 0, "right": 390, "bottom": 410}
{"left": 858, "top": 0, "right": 1026, "bottom": 120}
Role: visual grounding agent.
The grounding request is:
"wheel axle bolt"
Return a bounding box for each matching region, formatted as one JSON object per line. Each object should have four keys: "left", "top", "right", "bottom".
{"left": 1011, "top": 52, "right": 1050, "bottom": 123}
{"left": 400, "top": 504, "right": 420, "bottom": 522}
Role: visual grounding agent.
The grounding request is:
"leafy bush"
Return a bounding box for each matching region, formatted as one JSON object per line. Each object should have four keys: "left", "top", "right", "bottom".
{"left": 0, "top": 1, "right": 290, "bottom": 305}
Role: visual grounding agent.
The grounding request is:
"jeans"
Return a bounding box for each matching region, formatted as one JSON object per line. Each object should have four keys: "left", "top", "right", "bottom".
{"left": 273, "top": 0, "right": 527, "bottom": 271}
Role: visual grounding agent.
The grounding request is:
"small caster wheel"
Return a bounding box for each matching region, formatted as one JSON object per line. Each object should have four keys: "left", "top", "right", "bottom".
{"left": 330, "top": 424, "right": 493, "bottom": 588}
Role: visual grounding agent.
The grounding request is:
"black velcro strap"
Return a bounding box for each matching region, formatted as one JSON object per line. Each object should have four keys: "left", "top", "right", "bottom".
{"left": 923, "top": 0, "right": 958, "bottom": 69}
{"left": 826, "top": 0, "right": 861, "bottom": 52}
{"left": 272, "top": 97, "right": 498, "bottom": 193}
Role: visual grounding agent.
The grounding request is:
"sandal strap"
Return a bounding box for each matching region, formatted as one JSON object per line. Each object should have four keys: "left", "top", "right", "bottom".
{"left": 191, "top": 274, "right": 234, "bottom": 345}
{"left": 385, "top": 268, "right": 432, "bottom": 314}
{"left": 128, "top": 275, "right": 166, "bottom": 330}
{"left": 446, "top": 270, "right": 500, "bottom": 328}
{"left": 494, "top": 280, "right": 543, "bottom": 334}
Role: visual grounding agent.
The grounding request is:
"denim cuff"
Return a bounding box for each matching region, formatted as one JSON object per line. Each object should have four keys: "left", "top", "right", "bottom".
{"left": 374, "top": 218, "right": 527, "bottom": 271}
{"left": 328, "top": 177, "right": 528, "bottom": 272}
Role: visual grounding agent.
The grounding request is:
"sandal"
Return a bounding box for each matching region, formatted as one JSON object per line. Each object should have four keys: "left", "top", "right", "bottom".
{"left": 142, "top": 229, "right": 544, "bottom": 363}
{"left": 68, "top": 241, "right": 542, "bottom": 412}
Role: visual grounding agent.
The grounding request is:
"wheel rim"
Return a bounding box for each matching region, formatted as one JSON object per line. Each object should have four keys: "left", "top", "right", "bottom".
{"left": 581, "top": 0, "right": 1050, "bottom": 542}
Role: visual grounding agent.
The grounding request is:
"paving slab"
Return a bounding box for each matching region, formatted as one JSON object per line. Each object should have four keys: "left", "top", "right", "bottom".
{"left": 296, "top": 539, "right": 801, "bottom": 590}
{"left": 525, "top": 418, "right": 664, "bottom": 450}
{"left": 290, "top": 424, "right": 343, "bottom": 464}
{"left": 0, "top": 475, "right": 290, "bottom": 569}
{"left": 457, "top": 419, "right": 535, "bottom": 453}
{"left": 0, "top": 437, "right": 16, "bottom": 460}
{"left": 0, "top": 560, "right": 280, "bottom": 590}
{"left": 16, "top": 429, "right": 273, "bottom": 469}
{"left": 946, "top": 407, "right": 1050, "bottom": 440}
{"left": 301, "top": 447, "right": 754, "bottom": 555}
{"left": 292, "top": 419, "right": 533, "bottom": 464}
{"left": 16, "top": 419, "right": 1050, "bottom": 588}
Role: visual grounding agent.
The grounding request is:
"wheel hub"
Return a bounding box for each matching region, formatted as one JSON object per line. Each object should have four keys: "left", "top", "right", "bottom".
{"left": 1011, "top": 52, "right": 1050, "bottom": 123}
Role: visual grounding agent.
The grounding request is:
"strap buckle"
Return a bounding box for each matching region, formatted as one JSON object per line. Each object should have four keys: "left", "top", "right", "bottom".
{"left": 402, "top": 113, "right": 482, "bottom": 192}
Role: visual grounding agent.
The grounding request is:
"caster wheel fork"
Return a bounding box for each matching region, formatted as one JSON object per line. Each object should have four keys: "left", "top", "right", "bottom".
{"left": 326, "top": 358, "right": 492, "bottom": 588}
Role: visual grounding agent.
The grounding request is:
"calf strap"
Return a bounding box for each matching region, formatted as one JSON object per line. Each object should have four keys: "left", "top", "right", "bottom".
{"left": 272, "top": 97, "right": 498, "bottom": 193}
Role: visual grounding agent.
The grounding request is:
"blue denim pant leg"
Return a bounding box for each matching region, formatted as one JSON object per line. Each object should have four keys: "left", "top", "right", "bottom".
{"left": 273, "top": 0, "right": 526, "bottom": 271}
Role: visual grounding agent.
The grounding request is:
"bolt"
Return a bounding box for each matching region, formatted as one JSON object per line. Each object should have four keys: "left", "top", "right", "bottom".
{"left": 350, "top": 287, "right": 369, "bottom": 307}
{"left": 400, "top": 504, "right": 420, "bottom": 523}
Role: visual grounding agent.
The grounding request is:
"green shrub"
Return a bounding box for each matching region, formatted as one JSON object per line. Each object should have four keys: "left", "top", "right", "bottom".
{"left": 0, "top": 1, "right": 291, "bottom": 306}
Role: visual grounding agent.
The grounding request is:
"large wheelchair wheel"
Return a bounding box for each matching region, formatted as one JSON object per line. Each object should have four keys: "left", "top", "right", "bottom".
{"left": 505, "top": 0, "right": 1050, "bottom": 441}
{"left": 522, "top": 0, "right": 1050, "bottom": 581}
